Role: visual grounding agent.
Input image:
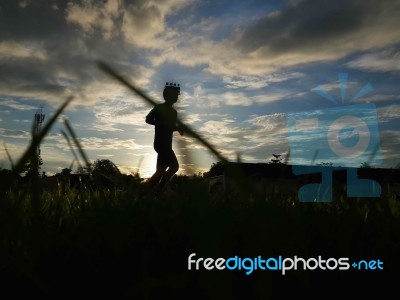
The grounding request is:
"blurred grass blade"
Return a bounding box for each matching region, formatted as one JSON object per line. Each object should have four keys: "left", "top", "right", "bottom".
{"left": 64, "top": 119, "right": 91, "bottom": 170}
{"left": 367, "top": 144, "right": 380, "bottom": 166}
{"left": 3, "top": 141, "right": 15, "bottom": 170}
{"left": 284, "top": 149, "right": 290, "bottom": 165}
{"left": 97, "top": 60, "right": 229, "bottom": 164}
{"left": 136, "top": 155, "right": 144, "bottom": 176}
{"left": 14, "top": 96, "right": 74, "bottom": 174}
{"left": 311, "top": 150, "right": 319, "bottom": 166}
{"left": 176, "top": 135, "right": 196, "bottom": 176}
{"left": 69, "top": 159, "right": 76, "bottom": 172}
{"left": 61, "top": 129, "right": 83, "bottom": 170}
{"left": 97, "top": 61, "right": 158, "bottom": 106}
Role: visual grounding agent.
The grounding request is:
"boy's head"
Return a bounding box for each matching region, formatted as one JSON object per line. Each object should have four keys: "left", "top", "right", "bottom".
{"left": 163, "top": 82, "right": 180, "bottom": 104}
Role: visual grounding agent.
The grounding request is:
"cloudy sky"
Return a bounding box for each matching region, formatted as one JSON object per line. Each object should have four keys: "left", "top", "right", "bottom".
{"left": 0, "top": 0, "right": 399, "bottom": 177}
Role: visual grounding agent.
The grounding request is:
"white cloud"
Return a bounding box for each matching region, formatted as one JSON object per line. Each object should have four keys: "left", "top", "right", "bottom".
{"left": 149, "top": 0, "right": 400, "bottom": 78}
{"left": 69, "top": 63, "right": 155, "bottom": 108}
{"left": 0, "top": 128, "right": 30, "bottom": 139}
{"left": 247, "top": 113, "right": 287, "bottom": 132}
{"left": 96, "top": 154, "right": 114, "bottom": 157}
{"left": 377, "top": 104, "right": 400, "bottom": 122}
{"left": 66, "top": 0, "right": 123, "bottom": 40}
{"left": 193, "top": 90, "right": 291, "bottom": 108}
{"left": 92, "top": 98, "right": 151, "bottom": 131}
{"left": 193, "top": 113, "right": 290, "bottom": 163}
{"left": 44, "top": 132, "right": 147, "bottom": 152}
{"left": 121, "top": 0, "right": 194, "bottom": 48}
{"left": 346, "top": 49, "right": 400, "bottom": 72}
{"left": 0, "top": 41, "right": 46, "bottom": 59}
{"left": 0, "top": 140, "right": 26, "bottom": 166}
{"left": 180, "top": 113, "right": 202, "bottom": 124}
{"left": 231, "top": 0, "right": 400, "bottom": 73}
{"left": 79, "top": 136, "right": 145, "bottom": 151}
{"left": 198, "top": 119, "right": 241, "bottom": 150}
{"left": 252, "top": 92, "right": 290, "bottom": 105}
{"left": 352, "top": 94, "right": 400, "bottom": 104}
{"left": 0, "top": 83, "right": 72, "bottom": 109}
{"left": 223, "top": 72, "right": 305, "bottom": 89}
{"left": 373, "top": 129, "right": 400, "bottom": 167}
{"left": 310, "top": 80, "right": 359, "bottom": 93}
{"left": 221, "top": 92, "right": 253, "bottom": 106}
{"left": 0, "top": 98, "right": 41, "bottom": 111}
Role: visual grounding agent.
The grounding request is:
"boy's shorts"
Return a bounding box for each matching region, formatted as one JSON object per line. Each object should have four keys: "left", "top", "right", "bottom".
{"left": 156, "top": 148, "right": 178, "bottom": 169}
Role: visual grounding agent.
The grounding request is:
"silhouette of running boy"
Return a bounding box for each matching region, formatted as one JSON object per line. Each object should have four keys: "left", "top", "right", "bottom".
{"left": 145, "top": 82, "right": 183, "bottom": 191}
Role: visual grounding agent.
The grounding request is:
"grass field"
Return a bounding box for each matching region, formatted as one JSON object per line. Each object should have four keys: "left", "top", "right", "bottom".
{"left": 1, "top": 170, "right": 400, "bottom": 298}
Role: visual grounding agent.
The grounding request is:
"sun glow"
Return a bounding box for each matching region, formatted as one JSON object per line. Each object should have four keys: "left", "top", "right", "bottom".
{"left": 138, "top": 152, "right": 158, "bottom": 179}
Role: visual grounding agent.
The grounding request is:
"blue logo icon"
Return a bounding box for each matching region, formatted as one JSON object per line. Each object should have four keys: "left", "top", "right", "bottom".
{"left": 287, "top": 73, "right": 382, "bottom": 202}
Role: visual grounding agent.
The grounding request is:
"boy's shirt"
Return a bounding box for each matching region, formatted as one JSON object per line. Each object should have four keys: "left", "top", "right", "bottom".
{"left": 146, "top": 103, "right": 177, "bottom": 150}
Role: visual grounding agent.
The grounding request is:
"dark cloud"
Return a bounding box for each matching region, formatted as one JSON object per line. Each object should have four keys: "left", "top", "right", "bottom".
{"left": 0, "top": 57, "right": 70, "bottom": 103}
{"left": 0, "top": 0, "right": 71, "bottom": 41}
{"left": 0, "top": 0, "right": 142, "bottom": 106}
{"left": 235, "top": 0, "right": 400, "bottom": 53}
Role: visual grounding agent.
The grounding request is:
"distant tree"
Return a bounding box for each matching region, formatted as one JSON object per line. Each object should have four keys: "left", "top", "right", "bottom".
{"left": 92, "top": 159, "right": 121, "bottom": 188}
{"left": 92, "top": 159, "right": 120, "bottom": 175}
{"left": 60, "top": 168, "right": 72, "bottom": 176}
{"left": 360, "top": 162, "right": 371, "bottom": 169}
{"left": 316, "top": 162, "right": 334, "bottom": 167}
{"left": 76, "top": 165, "right": 91, "bottom": 175}
{"left": 269, "top": 154, "right": 283, "bottom": 164}
{"left": 204, "top": 161, "right": 225, "bottom": 177}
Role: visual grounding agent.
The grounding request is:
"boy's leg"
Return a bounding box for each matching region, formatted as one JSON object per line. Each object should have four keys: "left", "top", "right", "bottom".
{"left": 146, "top": 154, "right": 168, "bottom": 188}
{"left": 146, "top": 169, "right": 165, "bottom": 188}
{"left": 158, "top": 150, "right": 179, "bottom": 189}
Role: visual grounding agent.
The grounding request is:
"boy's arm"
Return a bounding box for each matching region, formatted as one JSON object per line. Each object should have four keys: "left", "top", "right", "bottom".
{"left": 145, "top": 109, "right": 161, "bottom": 126}
{"left": 174, "top": 123, "right": 184, "bottom": 135}
{"left": 172, "top": 110, "right": 184, "bottom": 135}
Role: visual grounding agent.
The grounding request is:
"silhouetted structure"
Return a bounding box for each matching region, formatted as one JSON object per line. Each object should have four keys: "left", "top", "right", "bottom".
{"left": 33, "top": 108, "right": 45, "bottom": 166}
